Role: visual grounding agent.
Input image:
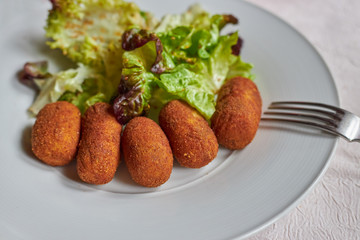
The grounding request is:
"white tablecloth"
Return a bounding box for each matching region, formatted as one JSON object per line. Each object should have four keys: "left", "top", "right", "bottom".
{"left": 245, "top": 0, "right": 360, "bottom": 239}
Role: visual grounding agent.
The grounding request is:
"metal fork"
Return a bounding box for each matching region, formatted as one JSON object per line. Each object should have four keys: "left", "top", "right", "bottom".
{"left": 261, "top": 101, "right": 360, "bottom": 142}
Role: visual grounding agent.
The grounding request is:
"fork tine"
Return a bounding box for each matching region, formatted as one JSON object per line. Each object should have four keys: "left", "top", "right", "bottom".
{"left": 263, "top": 111, "right": 338, "bottom": 127}
{"left": 270, "top": 101, "right": 345, "bottom": 114}
{"left": 268, "top": 106, "right": 341, "bottom": 120}
{"left": 263, "top": 102, "right": 359, "bottom": 142}
{"left": 261, "top": 117, "right": 341, "bottom": 137}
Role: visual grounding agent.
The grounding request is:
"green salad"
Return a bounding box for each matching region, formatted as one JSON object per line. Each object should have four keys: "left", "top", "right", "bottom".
{"left": 20, "top": 0, "right": 253, "bottom": 124}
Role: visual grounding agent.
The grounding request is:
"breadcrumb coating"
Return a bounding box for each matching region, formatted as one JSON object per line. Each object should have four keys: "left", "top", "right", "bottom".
{"left": 211, "top": 77, "right": 262, "bottom": 150}
{"left": 76, "top": 102, "right": 122, "bottom": 185}
{"left": 31, "top": 101, "right": 81, "bottom": 166}
{"left": 159, "top": 100, "right": 218, "bottom": 168}
{"left": 122, "top": 117, "right": 173, "bottom": 187}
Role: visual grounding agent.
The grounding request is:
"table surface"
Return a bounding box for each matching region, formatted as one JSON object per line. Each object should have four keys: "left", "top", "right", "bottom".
{"left": 245, "top": 0, "right": 360, "bottom": 239}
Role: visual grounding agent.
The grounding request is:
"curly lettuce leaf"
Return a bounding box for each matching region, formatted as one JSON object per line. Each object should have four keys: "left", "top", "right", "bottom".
{"left": 227, "top": 57, "right": 255, "bottom": 80}
{"left": 151, "top": 13, "right": 252, "bottom": 119}
{"left": 115, "top": 31, "right": 252, "bottom": 121}
{"left": 156, "top": 64, "right": 216, "bottom": 119}
{"left": 27, "top": 63, "right": 106, "bottom": 115}
{"left": 46, "top": 0, "right": 158, "bottom": 68}
{"left": 19, "top": 61, "right": 52, "bottom": 90}
{"left": 158, "top": 13, "right": 238, "bottom": 62}
{"left": 121, "top": 28, "right": 174, "bottom": 74}
{"left": 115, "top": 6, "right": 253, "bottom": 122}
{"left": 154, "top": 32, "right": 251, "bottom": 120}
{"left": 199, "top": 32, "right": 253, "bottom": 92}
{"left": 32, "top": 0, "right": 159, "bottom": 116}
{"left": 113, "top": 39, "right": 167, "bottom": 124}
{"left": 58, "top": 74, "right": 113, "bottom": 114}
{"left": 155, "top": 4, "right": 211, "bottom": 32}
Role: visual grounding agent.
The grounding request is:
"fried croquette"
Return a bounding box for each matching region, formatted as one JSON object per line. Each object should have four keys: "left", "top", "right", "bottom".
{"left": 211, "top": 77, "right": 262, "bottom": 150}
{"left": 76, "top": 102, "right": 122, "bottom": 185}
{"left": 31, "top": 101, "right": 81, "bottom": 166}
{"left": 121, "top": 117, "right": 173, "bottom": 187}
{"left": 159, "top": 100, "right": 218, "bottom": 168}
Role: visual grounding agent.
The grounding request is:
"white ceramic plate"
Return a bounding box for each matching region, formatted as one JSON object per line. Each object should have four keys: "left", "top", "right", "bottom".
{"left": 0, "top": 0, "right": 338, "bottom": 239}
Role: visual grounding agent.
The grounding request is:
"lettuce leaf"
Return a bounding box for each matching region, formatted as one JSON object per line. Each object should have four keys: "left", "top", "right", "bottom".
{"left": 46, "top": 0, "right": 158, "bottom": 69}
{"left": 113, "top": 40, "right": 164, "bottom": 124}
{"left": 155, "top": 4, "right": 211, "bottom": 32}
{"left": 58, "top": 74, "right": 113, "bottom": 114}
{"left": 154, "top": 10, "right": 251, "bottom": 120}
{"left": 155, "top": 32, "right": 250, "bottom": 120}
{"left": 26, "top": 63, "right": 104, "bottom": 115}
{"left": 26, "top": 0, "right": 159, "bottom": 116}
{"left": 157, "top": 13, "right": 238, "bottom": 63}
{"left": 227, "top": 57, "right": 255, "bottom": 80}
{"left": 113, "top": 5, "right": 253, "bottom": 122}
{"left": 156, "top": 64, "right": 216, "bottom": 119}
{"left": 19, "top": 61, "right": 53, "bottom": 92}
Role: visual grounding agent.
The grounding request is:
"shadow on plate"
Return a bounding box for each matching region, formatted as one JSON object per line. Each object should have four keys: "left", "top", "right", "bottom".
{"left": 112, "top": 160, "right": 139, "bottom": 188}
{"left": 21, "top": 124, "right": 35, "bottom": 158}
{"left": 61, "top": 160, "right": 82, "bottom": 183}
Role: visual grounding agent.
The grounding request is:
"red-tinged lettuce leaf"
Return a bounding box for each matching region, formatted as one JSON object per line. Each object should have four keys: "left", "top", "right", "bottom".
{"left": 121, "top": 28, "right": 167, "bottom": 74}
{"left": 113, "top": 84, "right": 149, "bottom": 124}
{"left": 113, "top": 38, "right": 167, "bottom": 124}
{"left": 18, "top": 61, "right": 52, "bottom": 90}
{"left": 231, "top": 34, "right": 243, "bottom": 56}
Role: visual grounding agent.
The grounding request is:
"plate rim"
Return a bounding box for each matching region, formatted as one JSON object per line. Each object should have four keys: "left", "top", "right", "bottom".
{"left": 0, "top": 0, "right": 340, "bottom": 239}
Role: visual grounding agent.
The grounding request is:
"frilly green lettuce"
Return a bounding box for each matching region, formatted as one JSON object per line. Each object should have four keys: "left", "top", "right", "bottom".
{"left": 58, "top": 72, "right": 114, "bottom": 114}
{"left": 155, "top": 4, "right": 211, "bottom": 32}
{"left": 155, "top": 32, "right": 252, "bottom": 120}
{"left": 113, "top": 40, "right": 161, "bottom": 124}
{"left": 26, "top": 0, "right": 158, "bottom": 116}
{"left": 46, "top": 0, "right": 158, "bottom": 69}
{"left": 26, "top": 63, "right": 103, "bottom": 115}
{"left": 110, "top": 4, "right": 254, "bottom": 122}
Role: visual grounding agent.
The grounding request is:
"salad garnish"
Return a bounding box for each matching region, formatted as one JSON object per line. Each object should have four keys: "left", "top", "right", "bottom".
{"left": 20, "top": 0, "right": 254, "bottom": 124}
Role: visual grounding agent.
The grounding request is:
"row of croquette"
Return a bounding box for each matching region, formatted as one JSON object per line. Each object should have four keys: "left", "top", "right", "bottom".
{"left": 31, "top": 77, "right": 262, "bottom": 187}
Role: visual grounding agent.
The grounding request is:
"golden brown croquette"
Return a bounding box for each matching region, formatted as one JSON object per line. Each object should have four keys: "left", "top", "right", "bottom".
{"left": 159, "top": 100, "right": 218, "bottom": 168}
{"left": 76, "top": 102, "right": 122, "bottom": 185}
{"left": 31, "top": 101, "right": 81, "bottom": 166}
{"left": 121, "top": 117, "right": 173, "bottom": 188}
{"left": 211, "top": 77, "right": 262, "bottom": 150}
